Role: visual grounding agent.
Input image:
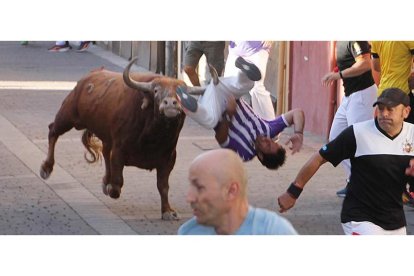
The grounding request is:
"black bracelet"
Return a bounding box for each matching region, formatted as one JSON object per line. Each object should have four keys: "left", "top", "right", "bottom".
{"left": 339, "top": 71, "right": 344, "bottom": 79}
{"left": 287, "top": 182, "right": 303, "bottom": 199}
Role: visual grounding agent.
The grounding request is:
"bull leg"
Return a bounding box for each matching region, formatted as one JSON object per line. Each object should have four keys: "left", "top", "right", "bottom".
{"left": 156, "top": 151, "right": 179, "bottom": 220}
{"left": 105, "top": 147, "right": 124, "bottom": 199}
{"left": 40, "top": 126, "right": 58, "bottom": 179}
{"left": 101, "top": 142, "right": 112, "bottom": 195}
{"left": 40, "top": 121, "right": 73, "bottom": 179}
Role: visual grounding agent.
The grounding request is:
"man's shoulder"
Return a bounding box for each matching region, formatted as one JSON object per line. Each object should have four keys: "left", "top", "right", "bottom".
{"left": 404, "top": 121, "right": 414, "bottom": 128}
{"left": 352, "top": 119, "right": 374, "bottom": 132}
{"left": 403, "top": 121, "right": 414, "bottom": 135}
{"left": 243, "top": 207, "right": 297, "bottom": 235}
{"left": 351, "top": 119, "right": 377, "bottom": 139}
{"left": 354, "top": 119, "right": 374, "bottom": 126}
{"left": 178, "top": 217, "right": 216, "bottom": 235}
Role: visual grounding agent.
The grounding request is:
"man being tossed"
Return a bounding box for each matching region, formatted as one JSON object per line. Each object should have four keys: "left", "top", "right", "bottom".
{"left": 177, "top": 56, "right": 305, "bottom": 169}
{"left": 214, "top": 97, "right": 304, "bottom": 170}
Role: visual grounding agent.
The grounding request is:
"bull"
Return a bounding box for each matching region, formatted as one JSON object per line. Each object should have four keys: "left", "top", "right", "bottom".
{"left": 40, "top": 57, "right": 205, "bottom": 220}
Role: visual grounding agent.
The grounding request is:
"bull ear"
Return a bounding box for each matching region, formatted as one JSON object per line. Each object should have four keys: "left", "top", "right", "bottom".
{"left": 208, "top": 64, "right": 219, "bottom": 85}
{"left": 123, "top": 56, "right": 153, "bottom": 93}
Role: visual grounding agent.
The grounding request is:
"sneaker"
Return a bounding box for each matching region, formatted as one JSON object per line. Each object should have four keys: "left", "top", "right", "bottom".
{"left": 336, "top": 179, "right": 350, "bottom": 198}
{"left": 76, "top": 41, "right": 91, "bottom": 52}
{"left": 336, "top": 186, "right": 347, "bottom": 198}
{"left": 235, "top": 56, "right": 261, "bottom": 81}
{"left": 176, "top": 86, "right": 198, "bottom": 112}
{"left": 48, "top": 44, "right": 71, "bottom": 52}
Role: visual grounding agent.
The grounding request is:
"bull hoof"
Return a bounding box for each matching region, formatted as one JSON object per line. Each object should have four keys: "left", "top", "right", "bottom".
{"left": 162, "top": 210, "right": 180, "bottom": 221}
{"left": 106, "top": 184, "right": 121, "bottom": 199}
{"left": 39, "top": 165, "right": 51, "bottom": 179}
{"left": 102, "top": 183, "right": 109, "bottom": 195}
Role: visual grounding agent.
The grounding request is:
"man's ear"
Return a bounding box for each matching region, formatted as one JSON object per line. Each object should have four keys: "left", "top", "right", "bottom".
{"left": 403, "top": 106, "right": 411, "bottom": 119}
{"left": 256, "top": 150, "right": 263, "bottom": 162}
{"left": 226, "top": 181, "right": 239, "bottom": 200}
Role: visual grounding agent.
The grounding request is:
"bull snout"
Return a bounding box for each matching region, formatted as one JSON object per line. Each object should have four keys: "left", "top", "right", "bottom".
{"left": 160, "top": 96, "right": 181, "bottom": 117}
{"left": 163, "top": 97, "right": 178, "bottom": 107}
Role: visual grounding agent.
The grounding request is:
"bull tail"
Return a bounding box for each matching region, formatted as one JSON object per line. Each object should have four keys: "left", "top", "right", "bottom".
{"left": 81, "top": 130, "right": 102, "bottom": 164}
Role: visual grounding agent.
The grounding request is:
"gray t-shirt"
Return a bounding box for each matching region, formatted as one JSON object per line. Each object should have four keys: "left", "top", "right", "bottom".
{"left": 178, "top": 206, "right": 298, "bottom": 235}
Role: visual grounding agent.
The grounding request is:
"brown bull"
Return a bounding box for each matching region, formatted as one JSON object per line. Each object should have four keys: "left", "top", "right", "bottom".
{"left": 40, "top": 57, "right": 205, "bottom": 220}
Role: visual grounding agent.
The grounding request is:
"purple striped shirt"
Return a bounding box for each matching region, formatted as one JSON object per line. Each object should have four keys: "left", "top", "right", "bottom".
{"left": 220, "top": 99, "right": 289, "bottom": 161}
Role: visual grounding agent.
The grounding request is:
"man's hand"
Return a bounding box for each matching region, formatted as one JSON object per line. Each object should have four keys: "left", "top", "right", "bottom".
{"left": 225, "top": 94, "right": 237, "bottom": 119}
{"left": 405, "top": 159, "right": 414, "bottom": 176}
{"left": 285, "top": 133, "right": 303, "bottom": 154}
{"left": 277, "top": 192, "right": 297, "bottom": 213}
{"left": 321, "top": 71, "right": 340, "bottom": 86}
{"left": 263, "top": 41, "right": 274, "bottom": 50}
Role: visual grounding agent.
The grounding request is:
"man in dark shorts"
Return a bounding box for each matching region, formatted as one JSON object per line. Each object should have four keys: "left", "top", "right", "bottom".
{"left": 183, "top": 41, "right": 225, "bottom": 86}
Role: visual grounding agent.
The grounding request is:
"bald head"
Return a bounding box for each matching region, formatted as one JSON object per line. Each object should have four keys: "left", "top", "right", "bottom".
{"left": 190, "top": 149, "right": 248, "bottom": 195}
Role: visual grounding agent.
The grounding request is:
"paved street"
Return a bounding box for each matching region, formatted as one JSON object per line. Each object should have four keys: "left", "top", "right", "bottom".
{"left": 0, "top": 41, "right": 412, "bottom": 235}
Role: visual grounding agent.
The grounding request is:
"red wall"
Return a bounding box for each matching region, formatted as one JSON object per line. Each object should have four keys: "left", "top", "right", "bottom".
{"left": 289, "top": 41, "right": 335, "bottom": 138}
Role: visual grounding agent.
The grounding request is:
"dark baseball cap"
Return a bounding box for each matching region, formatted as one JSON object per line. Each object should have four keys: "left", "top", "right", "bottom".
{"left": 373, "top": 88, "right": 410, "bottom": 107}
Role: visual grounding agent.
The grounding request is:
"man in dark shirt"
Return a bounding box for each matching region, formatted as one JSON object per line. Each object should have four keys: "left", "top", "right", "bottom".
{"left": 278, "top": 88, "right": 413, "bottom": 234}
{"left": 321, "top": 41, "right": 378, "bottom": 197}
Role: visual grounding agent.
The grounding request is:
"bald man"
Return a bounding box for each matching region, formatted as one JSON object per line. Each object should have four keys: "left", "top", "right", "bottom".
{"left": 178, "top": 149, "right": 297, "bottom": 235}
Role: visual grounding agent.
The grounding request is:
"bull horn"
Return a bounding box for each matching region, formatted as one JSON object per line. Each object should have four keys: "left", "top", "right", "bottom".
{"left": 186, "top": 64, "right": 220, "bottom": 96}
{"left": 186, "top": 64, "right": 219, "bottom": 96}
{"left": 123, "top": 56, "right": 153, "bottom": 92}
{"left": 208, "top": 64, "right": 220, "bottom": 85}
{"left": 187, "top": 86, "right": 206, "bottom": 96}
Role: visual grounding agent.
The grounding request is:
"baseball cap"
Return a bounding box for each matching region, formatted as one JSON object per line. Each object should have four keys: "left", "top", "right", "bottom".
{"left": 373, "top": 88, "right": 410, "bottom": 107}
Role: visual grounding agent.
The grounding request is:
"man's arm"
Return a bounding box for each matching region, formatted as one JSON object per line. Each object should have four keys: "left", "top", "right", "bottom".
{"left": 322, "top": 53, "right": 372, "bottom": 86}
{"left": 409, "top": 55, "right": 414, "bottom": 90}
{"left": 283, "top": 108, "right": 305, "bottom": 132}
{"left": 215, "top": 95, "right": 237, "bottom": 144}
{"left": 371, "top": 56, "right": 381, "bottom": 73}
{"left": 283, "top": 108, "right": 305, "bottom": 154}
{"left": 370, "top": 41, "right": 381, "bottom": 72}
{"left": 277, "top": 152, "right": 327, "bottom": 213}
{"left": 278, "top": 124, "right": 356, "bottom": 213}
{"left": 214, "top": 116, "right": 230, "bottom": 144}
{"left": 339, "top": 53, "right": 373, "bottom": 79}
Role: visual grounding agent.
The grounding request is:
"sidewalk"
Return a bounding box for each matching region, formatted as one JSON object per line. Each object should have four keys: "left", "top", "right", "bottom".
{"left": 0, "top": 41, "right": 412, "bottom": 235}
